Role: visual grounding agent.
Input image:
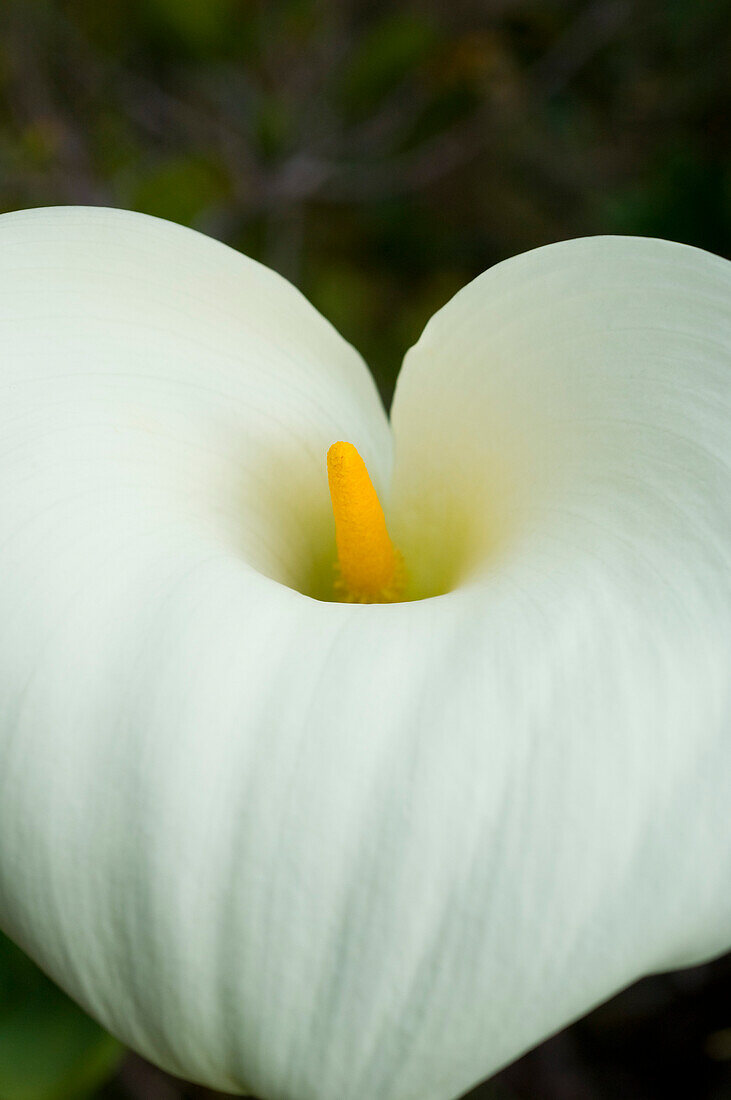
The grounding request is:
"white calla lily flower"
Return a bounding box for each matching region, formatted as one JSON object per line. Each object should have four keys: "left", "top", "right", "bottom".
{"left": 0, "top": 205, "right": 729, "bottom": 1100}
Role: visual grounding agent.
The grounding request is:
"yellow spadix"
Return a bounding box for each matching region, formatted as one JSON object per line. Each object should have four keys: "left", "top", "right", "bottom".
{"left": 326, "top": 441, "right": 404, "bottom": 603}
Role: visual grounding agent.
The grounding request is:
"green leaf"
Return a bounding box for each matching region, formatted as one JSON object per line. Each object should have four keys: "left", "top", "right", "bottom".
{"left": 0, "top": 934, "right": 123, "bottom": 1100}
{"left": 339, "top": 13, "right": 438, "bottom": 116}
{"left": 142, "top": 0, "right": 241, "bottom": 52}
{"left": 128, "top": 156, "right": 229, "bottom": 226}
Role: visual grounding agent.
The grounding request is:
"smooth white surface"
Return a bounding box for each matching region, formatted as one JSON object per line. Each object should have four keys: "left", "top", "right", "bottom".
{"left": 0, "top": 208, "right": 729, "bottom": 1100}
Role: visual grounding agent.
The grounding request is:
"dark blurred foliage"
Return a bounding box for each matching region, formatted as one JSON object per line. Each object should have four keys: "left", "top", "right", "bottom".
{"left": 0, "top": 0, "right": 729, "bottom": 1097}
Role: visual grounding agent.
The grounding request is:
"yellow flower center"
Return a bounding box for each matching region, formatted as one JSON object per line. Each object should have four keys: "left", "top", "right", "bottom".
{"left": 326, "top": 441, "right": 405, "bottom": 603}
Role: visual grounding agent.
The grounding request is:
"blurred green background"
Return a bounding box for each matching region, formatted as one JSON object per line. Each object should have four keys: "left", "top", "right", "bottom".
{"left": 0, "top": 0, "right": 729, "bottom": 1097}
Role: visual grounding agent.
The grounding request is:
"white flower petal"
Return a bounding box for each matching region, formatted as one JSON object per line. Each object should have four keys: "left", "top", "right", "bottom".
{"left": 0, "top": 219, "right": 729, "bottom": 1100}
{"left": 0, "top": 205, "right": 389, "bottom": 596}
{"left": 391, "top": 236, "right": 731, "bottom": 600}
{"left": 386, "top": 235, "right": 731, "bottom": 1078}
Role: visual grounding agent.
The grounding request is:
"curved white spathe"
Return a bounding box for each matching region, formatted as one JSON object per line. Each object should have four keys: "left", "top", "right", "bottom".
{"left": 0, "top": 207, "right": 729, "bottom": 1100}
